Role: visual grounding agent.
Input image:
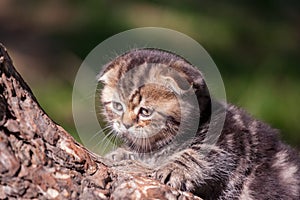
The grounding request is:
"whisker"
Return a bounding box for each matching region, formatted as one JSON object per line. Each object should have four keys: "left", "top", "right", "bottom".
{"left": 87, "top": 128, "right": 108, "bottom": 144}
{"left": 98, "top": 129, "right": 115, "bottom": 154}
{"left": 146, "top": 132, "right": 152, "bottom": 154}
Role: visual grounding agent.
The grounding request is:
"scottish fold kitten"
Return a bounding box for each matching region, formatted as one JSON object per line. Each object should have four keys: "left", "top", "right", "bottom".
{"left": 98, "top": 48, "right": 300, "bottom": 199}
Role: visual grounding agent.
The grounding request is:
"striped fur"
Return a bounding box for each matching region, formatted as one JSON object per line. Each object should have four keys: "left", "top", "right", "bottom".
{"left": 99, "top": 48, "right": 300, "bottom": 199}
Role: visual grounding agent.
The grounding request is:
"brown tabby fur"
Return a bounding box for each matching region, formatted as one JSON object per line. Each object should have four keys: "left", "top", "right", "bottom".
{"left": 98, "top": 48, "right": 300, "bottom": 200}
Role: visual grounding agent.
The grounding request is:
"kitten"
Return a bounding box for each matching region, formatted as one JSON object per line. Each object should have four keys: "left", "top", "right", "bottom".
{"left": 98, "top": 48, "right": 300, "bottom": 199}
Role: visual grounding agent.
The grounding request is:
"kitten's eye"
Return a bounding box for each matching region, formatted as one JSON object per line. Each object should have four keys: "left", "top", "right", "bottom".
{"left": 139, "top": 107, "right": 153, "bottom": 118}
{"left": 112, "top": 101, "right": 123, "bottom": 112}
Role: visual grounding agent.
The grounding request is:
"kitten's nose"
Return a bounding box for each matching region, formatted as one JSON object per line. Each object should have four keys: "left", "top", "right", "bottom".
{"left": 122, "top": 111, "right": 136, "bottom": 129}
{"left": 123, "top": 123, "right": 132, "bottom": 129}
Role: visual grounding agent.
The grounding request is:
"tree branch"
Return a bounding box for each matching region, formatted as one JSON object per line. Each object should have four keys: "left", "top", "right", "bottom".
{"left": 0, "top": 44, "right": 202, "bottom": 200}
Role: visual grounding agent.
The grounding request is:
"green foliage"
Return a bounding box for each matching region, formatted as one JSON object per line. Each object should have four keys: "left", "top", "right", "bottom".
{"left": 26, "top": 0, "right": 299, "bottom": 148}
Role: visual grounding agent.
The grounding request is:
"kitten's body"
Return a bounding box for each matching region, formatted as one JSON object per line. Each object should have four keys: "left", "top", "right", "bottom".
{"left": 99, "top": 49, "right": 300, "bottom": 199}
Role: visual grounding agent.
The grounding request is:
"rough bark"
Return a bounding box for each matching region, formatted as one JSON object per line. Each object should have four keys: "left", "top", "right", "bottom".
{"left": 0, "top": 44, "right": 202, "bottom": 200}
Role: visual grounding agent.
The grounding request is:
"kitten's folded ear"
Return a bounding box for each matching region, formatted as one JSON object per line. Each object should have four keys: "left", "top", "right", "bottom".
{"left": 160, "top": 72, "right": 193, "bottom": 95}
{"left": 97, "top": 65, "right": 119, "bottom": 85}
{"left": 97, "top": 71, "right": 109, "bottom": 84}
{"left": 160, "top": 65, "right": 209, "bottom": 97}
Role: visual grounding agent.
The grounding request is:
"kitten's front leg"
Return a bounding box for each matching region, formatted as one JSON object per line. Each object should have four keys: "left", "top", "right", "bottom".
{"left": 153, "top": 149, "right": 208, "bottom": 191}
{"left": 153, "top": 145, "right": 235, "bottom": 192}
{"left": 154, "top": 159, "right": 198, "bottom": 191}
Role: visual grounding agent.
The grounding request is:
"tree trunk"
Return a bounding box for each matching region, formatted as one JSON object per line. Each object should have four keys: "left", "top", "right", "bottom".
{"left": 0, "top": 44, "right": 202, "bottom": 200}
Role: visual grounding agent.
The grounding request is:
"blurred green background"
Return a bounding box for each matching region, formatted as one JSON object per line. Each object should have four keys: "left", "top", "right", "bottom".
{"left": 1, "top": 0, "right": 299, "bottom": 148}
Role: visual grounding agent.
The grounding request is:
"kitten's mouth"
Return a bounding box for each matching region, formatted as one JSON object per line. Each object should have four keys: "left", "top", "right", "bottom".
{"left": 118, "top": 128, "right": 177, "bottom": 153}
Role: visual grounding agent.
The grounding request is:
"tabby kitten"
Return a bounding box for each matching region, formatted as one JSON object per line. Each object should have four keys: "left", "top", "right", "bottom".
{"left": 98, "top": 48, "right": 300, "bottom": 199}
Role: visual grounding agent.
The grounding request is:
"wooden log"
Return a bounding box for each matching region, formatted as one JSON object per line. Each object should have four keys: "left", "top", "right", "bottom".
{"left": 0, "top": 44, "right": 202, "bottom": 200}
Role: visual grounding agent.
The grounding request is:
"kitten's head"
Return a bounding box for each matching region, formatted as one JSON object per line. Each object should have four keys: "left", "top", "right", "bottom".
{"left": 98, "top": 48, "right": 210, "bottom": 153}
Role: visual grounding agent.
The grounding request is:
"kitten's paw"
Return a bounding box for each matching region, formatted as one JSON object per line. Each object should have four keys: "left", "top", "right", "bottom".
{"left": 104, "top": 148, "right": 135, "bottom": 162}
{"left": 153, "top": 163, "right": 193, "bottom": 191}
